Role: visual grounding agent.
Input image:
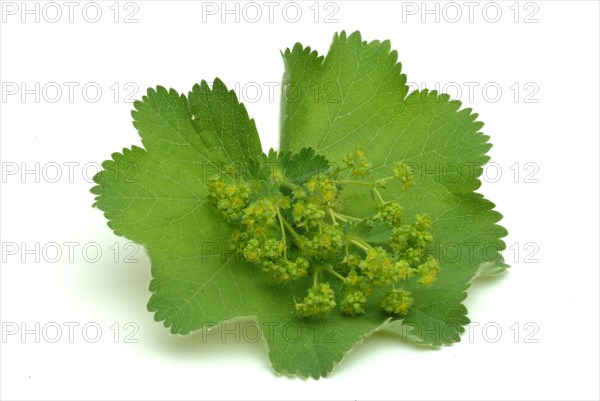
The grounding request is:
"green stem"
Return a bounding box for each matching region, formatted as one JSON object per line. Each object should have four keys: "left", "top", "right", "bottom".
{"left": 273, "top": 169, "right": 302, "bottom": 192}
{"left": 334, "top": 212, "right": 362, "bottom": 222}
{"left": 335, "top": 166, "right": 351, "bottom": 176}
{"left": 281, "top": 215, "right": 302, "bottom": 241}
{"left": 374, "top": 176, "right": 394, "bottom": 185}
{"left": 333, "top": 213, "right": 349, "bottom": 223}
{"left": 372, "top": 187, "right": 386, "bottom": 204}
{"left": 329, "top": 208, "right": 338, "bottom": 226}
{"left": 275, "top": 206, "right": 287, "bottom": 258}
{"left": 349, "top": 238, "right": 372, "bottom": 252}
{"left": 325, "top": 266, "right": 347, "bottom": 282}
{"left": 334, "top": 179, "right": 373, "bottom": 188}
{"left": 277, "top": 178, "right": 300, "bottom": 192}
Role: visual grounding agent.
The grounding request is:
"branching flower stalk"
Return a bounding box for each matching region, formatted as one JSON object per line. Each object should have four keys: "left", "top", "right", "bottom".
{"left": 207, "top": 146, "right": 441, "bottom": 318}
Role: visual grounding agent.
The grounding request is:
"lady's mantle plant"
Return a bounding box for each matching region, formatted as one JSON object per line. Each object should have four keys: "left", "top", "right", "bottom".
{"left": 91, "top": 31, "right": 508, "bottom": 378}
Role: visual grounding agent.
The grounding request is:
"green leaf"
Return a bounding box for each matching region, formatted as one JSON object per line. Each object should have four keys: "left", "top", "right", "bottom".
{"left": 344, "top": 220, "right": 394, "bottom": 244}
{"left": 279, "top": 31, "right": 508, "bottom": 346}
{"left": 278, "top": 147, "right": 330, "bottom": 184}
{"left": 249, "top": 147, "right": 329, "bottom": 185}
{"left": 92, "top": 79, "right": 390, "bottom": 378}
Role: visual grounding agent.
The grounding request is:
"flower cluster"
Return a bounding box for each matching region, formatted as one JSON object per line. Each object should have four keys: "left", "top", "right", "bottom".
{"left": 295, "top": 283, "right": 336, "bottom": 316}
{"left": 207, "top": 149, "right": 441, "bottom": 319}
{"left": 207, "top": 175, "right": 251, "bottom": 221}
{"left": 342, "top": 146, "right": 372, "bottom": 178}
{"left": 374, "top": 202, "right": 403, "bottom": 227}
{"left": 381, "top": 289, "right": 413, "bottom": 315}
{"left": 292, "top": 174, "right": 338, "bottom": 229}
{"left": 297, "top": 225, "right": 344, "bottom": 260}
{"left": 393, "top": 162, "right": 414, "bottom": 190}
{"left": 263, "top": 257, "right": 309, "bottom": 283}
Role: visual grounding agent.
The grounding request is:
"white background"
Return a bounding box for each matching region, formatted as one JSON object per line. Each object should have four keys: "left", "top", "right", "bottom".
{"left": 1, "top": 1, "right": 599, "bottom": 400}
